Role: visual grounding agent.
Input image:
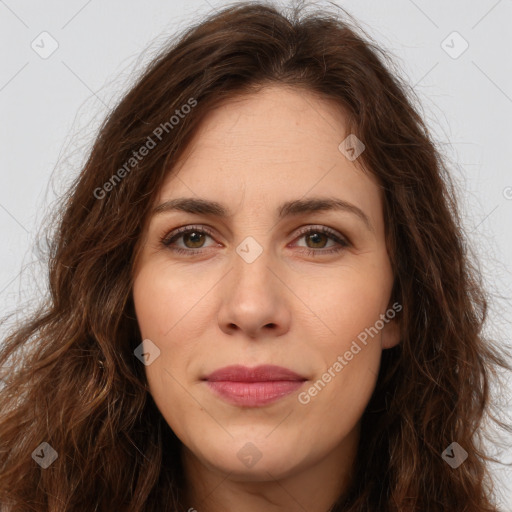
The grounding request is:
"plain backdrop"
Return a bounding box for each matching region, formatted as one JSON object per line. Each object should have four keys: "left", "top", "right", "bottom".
{"left": 1, "top": 0, "right": 511, "bottom": 508}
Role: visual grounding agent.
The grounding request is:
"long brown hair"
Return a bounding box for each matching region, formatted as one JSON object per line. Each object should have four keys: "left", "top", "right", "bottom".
{"left": 1, "top": 2, "right": 511, "bottom": 510}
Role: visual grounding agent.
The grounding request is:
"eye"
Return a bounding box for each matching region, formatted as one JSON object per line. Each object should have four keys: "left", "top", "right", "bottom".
{"left": 160, "top": 225, "right": 350, "bottom": 256}
{"left": 291, "top": 225, "right": 350, "bottom": 257}
{"left": 160, "top": 225, "right": 217, "bottom": 255}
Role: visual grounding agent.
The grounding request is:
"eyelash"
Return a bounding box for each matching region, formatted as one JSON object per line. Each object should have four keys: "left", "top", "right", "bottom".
{"left": 160, "top": 224, "right": 350, "bottom": 257}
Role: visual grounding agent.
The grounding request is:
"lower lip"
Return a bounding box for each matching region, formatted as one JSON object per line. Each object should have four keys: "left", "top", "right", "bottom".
{"left": 205, "top": 380, "right": 305, "bottom": 407}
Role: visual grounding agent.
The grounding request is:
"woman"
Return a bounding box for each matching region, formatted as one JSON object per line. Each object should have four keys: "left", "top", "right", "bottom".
{"left": 1, "top": 2, "right": 510, "bottom": 511}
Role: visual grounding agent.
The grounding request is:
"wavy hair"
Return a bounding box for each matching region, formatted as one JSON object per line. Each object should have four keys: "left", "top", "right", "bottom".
{"left": 1, "top": 1, "right": 511, "bottom": 510}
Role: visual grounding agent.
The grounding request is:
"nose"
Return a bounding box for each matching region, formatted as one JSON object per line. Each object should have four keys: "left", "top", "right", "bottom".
{"left": 216, "top": 244, "right": 291, "bottom": 339}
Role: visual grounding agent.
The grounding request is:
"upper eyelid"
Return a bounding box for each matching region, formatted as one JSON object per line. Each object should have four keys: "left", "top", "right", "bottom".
{"left": 162, "top": 224, "right": 348, "bottom": 245}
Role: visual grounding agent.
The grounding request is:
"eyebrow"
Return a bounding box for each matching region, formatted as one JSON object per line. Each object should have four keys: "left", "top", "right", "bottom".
{"left": 152, "top": 196, "right": 374, "bottom": 233}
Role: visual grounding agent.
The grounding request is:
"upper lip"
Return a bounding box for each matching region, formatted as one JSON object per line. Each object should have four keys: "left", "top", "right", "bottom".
{"left": 203, "top": 364, "right": 307, "bottom": 382}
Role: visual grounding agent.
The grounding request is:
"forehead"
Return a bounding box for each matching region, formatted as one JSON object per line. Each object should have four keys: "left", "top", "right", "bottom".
{"left": 156, "top": 85, "right": 382, "bottom": 224}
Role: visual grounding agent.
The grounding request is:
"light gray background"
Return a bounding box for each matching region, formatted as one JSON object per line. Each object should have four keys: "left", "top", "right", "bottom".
{"left": 1, "top": 0, "right": 511, "bottom": 508}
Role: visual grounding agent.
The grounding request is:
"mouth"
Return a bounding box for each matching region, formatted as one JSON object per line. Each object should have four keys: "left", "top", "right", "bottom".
{"left": 202, "top": 364, "right": 307, "bottom": 407}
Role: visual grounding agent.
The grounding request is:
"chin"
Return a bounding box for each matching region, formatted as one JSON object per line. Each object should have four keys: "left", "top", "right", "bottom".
{"left": 194, "top": 434, "right": 310, "bottom": 481}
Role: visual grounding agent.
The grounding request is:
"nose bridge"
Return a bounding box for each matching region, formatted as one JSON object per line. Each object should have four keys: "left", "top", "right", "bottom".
{"left": 217, "top": 233, "right": 290, "bottom": 337}
{"left": 231, "top": 234, "right": 274, "bottom": 299}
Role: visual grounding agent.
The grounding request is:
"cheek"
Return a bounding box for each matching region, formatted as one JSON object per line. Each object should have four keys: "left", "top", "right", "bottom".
{"left": 309, "top": 265, "right": 392, "bottom": 349}
{"left": 132, "top": 266, "right": 166, "bottom": 337}
{"left": 299, "top": 321, "right": 382, "bottom": 444}
{"left": 144, "top": 357, "right": 200, "bottom": 449}
{"left": 132, "top": 266, "right": 196, "bottom": 380}
{"left": 132, "top": 263, "right": 210, "bottom": 339}
{"left": 297, "top": 263, "right": 390, "bottom": 418}
{"left": 132, "top": 265, "right": 209, "bottom": 442}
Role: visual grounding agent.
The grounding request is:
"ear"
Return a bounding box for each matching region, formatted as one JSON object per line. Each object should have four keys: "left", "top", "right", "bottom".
{"left": 381, "top": 317, "right": 400, "bottom": 349}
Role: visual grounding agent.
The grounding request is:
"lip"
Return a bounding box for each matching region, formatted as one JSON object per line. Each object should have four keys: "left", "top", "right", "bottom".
{"left": 203, "top": 365, "right": 307, "bottom": 407}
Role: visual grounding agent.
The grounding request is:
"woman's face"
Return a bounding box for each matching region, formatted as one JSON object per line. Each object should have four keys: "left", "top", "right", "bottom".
{"left": 132, "top": 85, "right": 399, "bottom": 482}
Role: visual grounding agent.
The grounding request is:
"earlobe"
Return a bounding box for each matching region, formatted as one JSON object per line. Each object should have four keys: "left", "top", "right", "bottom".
{"left": 381, "top": 318, "right": 400, "bottom": 349}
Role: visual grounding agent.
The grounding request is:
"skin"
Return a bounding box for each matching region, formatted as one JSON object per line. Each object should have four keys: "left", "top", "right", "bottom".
{"left": 132, "top": 84, "right": 400, "bottom": 512}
